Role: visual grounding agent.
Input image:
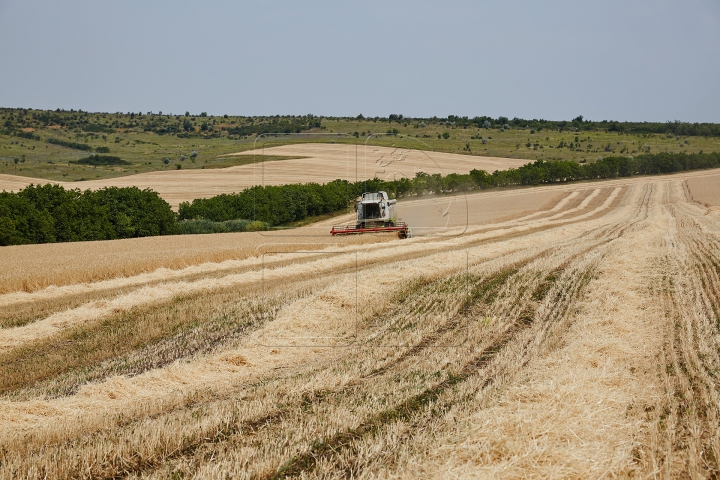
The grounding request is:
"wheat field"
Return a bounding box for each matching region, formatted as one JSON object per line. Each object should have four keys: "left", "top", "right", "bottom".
{"left": 0, "top": 144, "right": 529, "bottom": 208}
{"left": 1, "top": 170, "right": 720, "bottom": 478}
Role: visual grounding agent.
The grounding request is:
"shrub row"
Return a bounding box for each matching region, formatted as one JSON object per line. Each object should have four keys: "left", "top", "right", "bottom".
{"left": 178, "top": 181, "right": 353, "bottom": 224}
{"left": 0, "top": 184, "right": 176, "bottom": 245}
{"left": 46, "top": 138, "right": 93, "bottom": 151}
{"left": 70, "top": 155, "right": 129, "bottom": 166}
{"left": 176, "top": 218, "right": 268, "bottom": 235}
{"left": 227, "top": 117, "right": 321, "bottom": 137}
{"left": 469, "top": 152, "right": 720, "bottom": 187}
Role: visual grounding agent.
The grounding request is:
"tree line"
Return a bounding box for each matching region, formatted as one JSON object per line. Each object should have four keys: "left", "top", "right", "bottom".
{"left": 46, "top": 138, "right": 93, "bottom": 151}
{"left": 179, "top": 152, "right": 720, "bottom": 224}
{"left": 431, "top": 115, "right": 720, "bottom": 137}
{"left": 4, "top": 107, "right": 720, "bottom": 137}
{"left": 70, "top": 155, "right": 130, "bottom": 166}
{"left": 0, "top": 185, "right": 176, "bottom": 246}
{"left": 226, "top": 116, "right": 322, "bottom": 137}
{"left": 2, "top": 152, "right": 719, "bottom": 246}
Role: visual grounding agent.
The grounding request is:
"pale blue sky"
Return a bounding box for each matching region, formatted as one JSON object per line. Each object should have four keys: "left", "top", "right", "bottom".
{"left": 1, "top": 0, "right": 719, "bottom": 121}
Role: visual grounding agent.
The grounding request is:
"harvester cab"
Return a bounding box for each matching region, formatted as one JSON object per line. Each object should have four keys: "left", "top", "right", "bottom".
{"left": 331, "top": 191, "right": 411, "bottom": 239}
{"left": 357, "top": 191, "right": 395, "bottom": 228}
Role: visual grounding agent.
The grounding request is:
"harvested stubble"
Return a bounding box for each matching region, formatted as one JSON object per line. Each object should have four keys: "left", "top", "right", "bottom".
{"left": 1, "top": 170, "right": 720, "bottom": 478}
{"left": 686, "top": 171, "right": 720, "bottom": 207}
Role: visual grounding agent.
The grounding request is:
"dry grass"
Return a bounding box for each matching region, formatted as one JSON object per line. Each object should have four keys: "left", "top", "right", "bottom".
{"left": 1, "top": 172, "right": 720, "bottom": 478}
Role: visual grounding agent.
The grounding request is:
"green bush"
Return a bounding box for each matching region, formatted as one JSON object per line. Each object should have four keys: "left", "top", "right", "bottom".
{"left": 83, "top": 123, "right": 115, "bottom": 133}
{"left": 46, "top": 138, "right": 92, "bottom": 151}
{"left": 245, "top": 220, "right": 268, "bottom": 232}
{"left": 175, "top": 218, "right": 268, "bottom": 235}
{"left": 70, "top": 155, "right": 130, "bottom": 166}
{"left": 0, "top": 184, "right": 176, "bottom": 246}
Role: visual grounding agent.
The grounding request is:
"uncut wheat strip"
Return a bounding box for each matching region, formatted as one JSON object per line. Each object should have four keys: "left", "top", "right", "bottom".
{"left": 0, "top": 235, "right": 388, "bottom": 309}
{"left": 0, "top": 235, "right": 442, "bottom": 350}
{"left": 0, "top": 238, "right": 453, "bottom": 351}
{"left": 0, "top": 254, "right": 270, "bottom": 309}
{"left": 0, "top": 233, "right": 265, "bottom": 295}
{"left": 0, "top": 241, "right": 404, "bottom": 352}
{"left": 389, "top": 182, "right": 669, "bottom": 479}
{"left": 0, "top": 227, "right": 389, "bottom": 296}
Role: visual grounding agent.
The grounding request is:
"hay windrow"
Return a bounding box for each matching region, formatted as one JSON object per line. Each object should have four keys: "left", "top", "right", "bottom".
{"left": 2, "top": 173, "right": 720, "bottom": 478}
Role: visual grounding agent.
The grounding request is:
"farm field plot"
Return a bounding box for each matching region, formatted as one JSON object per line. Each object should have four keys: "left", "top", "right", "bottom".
{"left": 1, "top": 170, "right": 720, "bottom": 478}
{"left": 227, "top": 143, "right": 528, "bottom": 183}
{"left": 0, "top": 144, "right": 529, "bottom": 208}
{"left": 687, "top": 171, "right": 720, "bottom": 208}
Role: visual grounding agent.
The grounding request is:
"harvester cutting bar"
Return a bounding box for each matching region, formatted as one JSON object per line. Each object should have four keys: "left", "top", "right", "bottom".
{"left": 331, "top": 222, "right": 409, "bottom": 238}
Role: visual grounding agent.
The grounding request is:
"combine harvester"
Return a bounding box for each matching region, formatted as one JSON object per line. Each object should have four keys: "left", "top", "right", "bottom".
{"left": 331, "top": 191, "right": 411, "bottom": 239}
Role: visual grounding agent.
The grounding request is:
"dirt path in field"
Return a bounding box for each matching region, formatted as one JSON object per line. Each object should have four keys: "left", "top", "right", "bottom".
{"left": 1, "top": 172, "right": 720, "bottom": 478}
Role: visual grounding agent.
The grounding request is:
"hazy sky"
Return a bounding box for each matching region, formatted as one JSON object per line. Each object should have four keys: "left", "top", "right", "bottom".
{"left": 1, "top": 0, "right": 719, "bottom": 121}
